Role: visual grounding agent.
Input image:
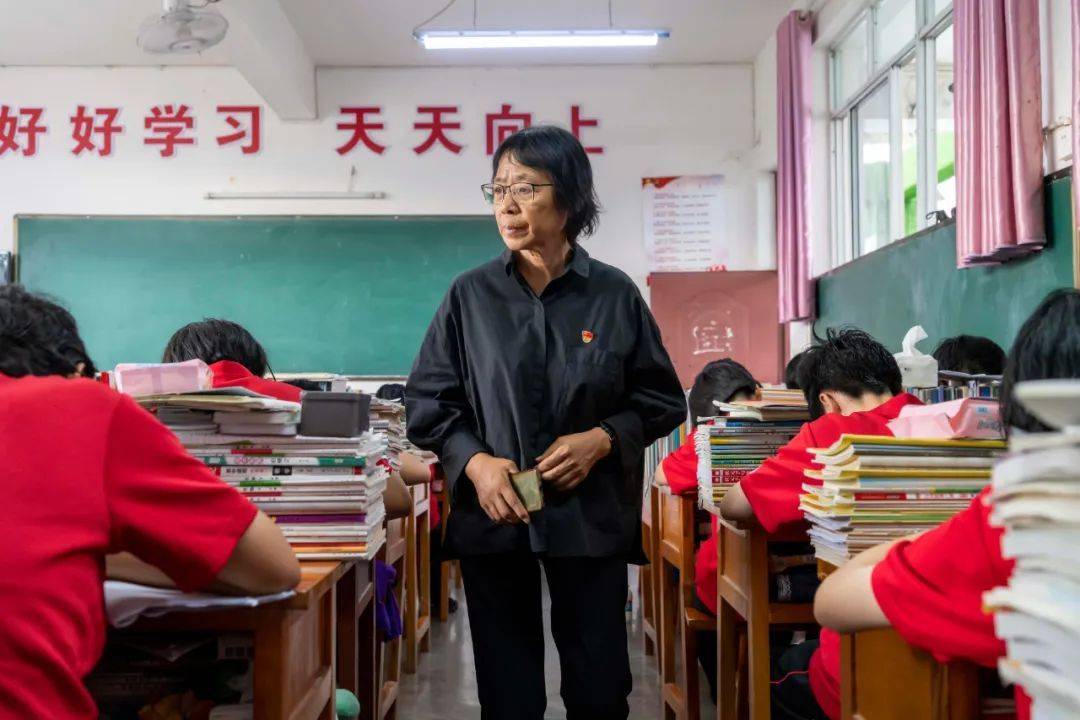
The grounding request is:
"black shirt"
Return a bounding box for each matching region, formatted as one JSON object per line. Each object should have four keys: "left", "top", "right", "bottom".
{"left": 405, "top": 246, "right": 686, "bottom": 558}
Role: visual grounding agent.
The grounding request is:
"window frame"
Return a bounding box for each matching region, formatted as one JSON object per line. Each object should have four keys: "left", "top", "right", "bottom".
{"left": 828, "top": 0, "right": 955, "bottom": 265}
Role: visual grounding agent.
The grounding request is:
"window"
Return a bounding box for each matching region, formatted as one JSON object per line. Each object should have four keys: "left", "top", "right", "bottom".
{"left": 830, "top": 0, "right": 954, "bottom": 262}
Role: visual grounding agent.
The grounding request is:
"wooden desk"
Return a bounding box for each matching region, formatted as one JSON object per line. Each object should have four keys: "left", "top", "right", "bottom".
{"left": 404, "top": 483, "right": 432, "bottom": 674}
{"left": 378, "top": 518, "right": 408, "bottom": 720}
{"left": 715, "top": 518, "right": 816, "bottom": 720}
{"left": 335, "top": 558, "right": 378, "bottom": 720}
{"left": 120, "top": 561, "right": 348, "bottom": 720}
{"left": 641, "top": 482, "right": 661, "bottom": 660}
{"left": 818, "top": 559, "right": 980, "bottom": 720}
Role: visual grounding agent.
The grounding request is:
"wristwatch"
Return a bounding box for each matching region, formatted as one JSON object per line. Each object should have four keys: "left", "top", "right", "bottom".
{"left": 598, "top": 422, "right": 618, "bottom": 453}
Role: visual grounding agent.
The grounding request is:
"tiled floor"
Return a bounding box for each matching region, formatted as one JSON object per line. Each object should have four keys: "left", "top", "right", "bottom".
{"left": 397, "top": 565, "right": 715, "bottom": 719}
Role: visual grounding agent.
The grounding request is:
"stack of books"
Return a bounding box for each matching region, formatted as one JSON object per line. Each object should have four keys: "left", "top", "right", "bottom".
{"left": 984, "top": 380, "right": 1080, "bottom": 717}
{"left": 370, "top": 397, "right": 435, "bottom": 469}
{"left": 139, "top": 389, "right": 388, "bottom": 561}
{"left": 695, "top": 397, "right": 809, "bottom": 507}
{"left": 800, "top": 435, "right": 1005, "bottom": 566}
{"left": 645, "top": 420, "right": 693, "bottom": 484}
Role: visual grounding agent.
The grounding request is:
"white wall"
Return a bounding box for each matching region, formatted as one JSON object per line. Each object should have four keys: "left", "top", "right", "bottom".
{"left": 0, "top": 63, "right": 759, "bottom": 297}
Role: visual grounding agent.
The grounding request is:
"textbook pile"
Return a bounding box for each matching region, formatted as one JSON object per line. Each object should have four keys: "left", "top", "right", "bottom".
{"left": 910, "top": 371, "right": 1002, "bottom": 404}
{"left": 695, "top": 396, "right": 809, "bottom": 507}
{"left": 139, "top": 389, "right": 387, "bottom": 560}
{"left": 371, "top": 396, "right": 436, "bottom": 468}
{"left": 800, "top": 434, "right": 1005, "bottom": 566}
{"left": 985, "top": 380, "right": 1080, "bottom": 719}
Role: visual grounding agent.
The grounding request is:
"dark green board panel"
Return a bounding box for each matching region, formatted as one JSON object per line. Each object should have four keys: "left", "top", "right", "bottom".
{"left": 16, "top": 215, "right": 503, "bottom": 374}
{"left": 815, "top": 174, "right": 1075, "bottom": 353}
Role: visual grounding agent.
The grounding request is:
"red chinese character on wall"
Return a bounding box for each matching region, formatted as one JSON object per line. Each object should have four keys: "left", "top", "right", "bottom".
{"left": 144, "top": 104, "right": 195, "bottom": 157}
{"left": 0, "top": 106, "right": 46, "bottom": 157}
{"left": 485, "top": 104, "right": 531, "bottom": 155}
{"left": 570, "top": 105, "right": 603, "bottom": 154}
{"left": 70, "top": 106, "right": 122, "bottom": 157}
{"left": 216, "top": 105, "right": 261, "bottom": 154}
{"left": 413, "top": 106, "right": 463, "bottom": 155}
{"left": 336, "top": 107, "right": 386, "bottom": 155}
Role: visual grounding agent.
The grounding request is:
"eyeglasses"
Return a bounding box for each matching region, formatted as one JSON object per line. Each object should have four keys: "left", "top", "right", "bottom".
{"left": 481, "top": 182, "right": 553, "bottom": 205}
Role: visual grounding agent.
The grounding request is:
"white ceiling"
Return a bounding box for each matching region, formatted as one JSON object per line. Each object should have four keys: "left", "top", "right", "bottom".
{"left": 0, "top": 0, "right": 793, "bottom": 67}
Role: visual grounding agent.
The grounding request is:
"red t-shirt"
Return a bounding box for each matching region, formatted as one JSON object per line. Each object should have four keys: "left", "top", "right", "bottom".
{"left": 808, "top": 489, "right": 1031, "bottom": 720}
{"left": 739, "top": 394, "right": 923, "bottom": 533}
{"left": 660, "top": 440, "right": 718, "bottom": 613}
{"left": 0, "top": 374, "right": 260, "bottom": 719}
{"left": 209, "top": 360, "right": 303, "bottom": 403}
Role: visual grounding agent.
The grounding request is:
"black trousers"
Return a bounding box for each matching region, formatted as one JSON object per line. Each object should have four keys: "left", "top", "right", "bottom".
{"left": 459, "top": 553, "right": 632, "bottom": 720}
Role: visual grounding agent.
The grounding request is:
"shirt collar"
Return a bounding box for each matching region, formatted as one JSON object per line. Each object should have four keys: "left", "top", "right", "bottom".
{"left": 869, "top": 392, "right": 923, "bottom": 420}
{"left": 501, "top": 245, "right": 591, "bottom": 278}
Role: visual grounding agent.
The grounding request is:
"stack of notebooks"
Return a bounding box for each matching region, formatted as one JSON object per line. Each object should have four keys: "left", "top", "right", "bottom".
{"left": 984, "top": 380, "right": 1080, "bottom": 718}
{"left": 694, "top": 397, "right": 809, "bottom": 507}
{"left": 138, "top": 389, "right": 388, "bottom": 561}
{"left": 799, "top": 435, "right": 1006, "bottom": 566}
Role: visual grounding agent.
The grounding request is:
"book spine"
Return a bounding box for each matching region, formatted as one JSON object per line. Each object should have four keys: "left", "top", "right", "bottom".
{"left": 201, "top": 455, "right": 365, "bottom": 467}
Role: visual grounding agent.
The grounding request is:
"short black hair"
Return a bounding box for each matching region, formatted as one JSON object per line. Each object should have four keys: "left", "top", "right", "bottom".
{"left": 1001, "top": 289, "right": 1080, "bottom": 434}
{"left": 0, "top": 285, "right": 96, "bottom": 378}
{"left": 784, "top": 350, "right": 809, "bottom": 390}
{"left": 491, "top": 125, "right": 601, "bottom": 244}
{"left": 375, "top": 383, "right": 406, "bottom": 402}
{"left": 687, "top": 358, "right": 759, "bottom": 423}
{"left": 163, "top": 319, "right": 269, "bottom": 377}
{"left": 932, "top": 335, "right": 1005, "bottom": 376}
{"left": 797, "top": 327, "right": 903, "bottom": 420}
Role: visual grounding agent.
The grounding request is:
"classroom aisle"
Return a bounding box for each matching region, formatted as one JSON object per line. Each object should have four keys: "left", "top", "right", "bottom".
{"left": 397, "top": 565, "right": 714, "bottom": 719}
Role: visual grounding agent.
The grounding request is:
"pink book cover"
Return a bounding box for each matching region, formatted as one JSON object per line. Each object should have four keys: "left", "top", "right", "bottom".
{"left": 887, "top": 399, "right": 1004, "bottom": 440}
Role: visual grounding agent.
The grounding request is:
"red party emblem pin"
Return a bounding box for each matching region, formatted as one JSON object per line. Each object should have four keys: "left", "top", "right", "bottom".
{"left": 581, "top": 330, "right": 594, "bottom": 344}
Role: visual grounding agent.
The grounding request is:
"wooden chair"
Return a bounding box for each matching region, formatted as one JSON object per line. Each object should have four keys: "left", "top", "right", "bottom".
{"left": 435, "top": 482, "right": 464, "bottom": 622}
{"left": 376, "top": 518, "right": 407, "bottom": 720}
{"left": 658, "top": 484, "right": 715, "bottom": 720}
{"left": 403, "top": 483, "right": 432, "bottom": 674}
{"left": 641, "top": 482, "right": 660, "bottom": 658}
{"left": 841, "top": 629, "right": 980, "bottom": 720}
{"left": 715, "top": 519, "right": 817, "bottom": 720}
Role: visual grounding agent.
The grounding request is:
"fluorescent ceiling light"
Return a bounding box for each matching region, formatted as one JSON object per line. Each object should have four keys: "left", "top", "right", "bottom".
{"left": 414, "top": 29, "right": 669, "bottom": 50}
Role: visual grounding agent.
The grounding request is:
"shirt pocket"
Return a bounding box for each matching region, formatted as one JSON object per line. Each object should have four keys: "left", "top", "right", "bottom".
{"left": 558, "top": 346, "right": 625, "bottom": 427}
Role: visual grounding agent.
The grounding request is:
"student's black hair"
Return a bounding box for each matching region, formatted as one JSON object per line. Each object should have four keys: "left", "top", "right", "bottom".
{"left": 932, "top": 335, "right": 1006, "bottom": 376}
{"left": 687, "top": 358, "right": 759, "bottom": 423}
{"left": 784, "top": 350, "right": 809, "bottom": 390}
{"left": 491, "top": 125, "right": 601, "bottom": 244}
{"left": 162, "top": 319, "right": 270, "bottom": 378}
{"left": 1000, "top": 289, "right": 1080, "bottom": 434}
{"left": 375, "top": 383, "right": 406, "bottom": 402}
{"left": 0, "top": 284, "right": 96, "bottom": 378}
{"left": 796, "top": 327, "right": 903, "bottom": 420}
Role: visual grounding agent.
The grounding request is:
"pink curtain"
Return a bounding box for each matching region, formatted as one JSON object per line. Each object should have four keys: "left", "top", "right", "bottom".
{"left": 776, "top": 11, "right": 815, "bottom": 322}
{"left": 954, "top": 0, "right": 1045, "bottom": 267}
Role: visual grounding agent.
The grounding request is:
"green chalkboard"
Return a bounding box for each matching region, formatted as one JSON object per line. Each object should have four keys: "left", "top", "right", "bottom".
{"left": 16, "top": 215, "right": 503, "bottom": 374}
{"left": 815, "top": 174, "right": 1076, "bottom": 353}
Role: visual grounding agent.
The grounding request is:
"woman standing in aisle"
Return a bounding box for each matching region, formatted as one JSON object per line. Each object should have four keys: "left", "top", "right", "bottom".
{"left": 406, "top": 126, "right": 686, "bottom": 720}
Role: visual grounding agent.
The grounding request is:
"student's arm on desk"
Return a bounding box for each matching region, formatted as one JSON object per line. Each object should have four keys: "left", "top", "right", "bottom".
{"left": 383, "top": 471, "right": 413, "bottom": 520}
{"left": 107, "top": 511, "right": 301, "bottom": 596}
{"left": 718, "top": 483, "right": 755, "bottom": 521}
{"left": 400, "top": 451, "right": 435, "bottom": 486}
{"left": 813, "top": 536, "right": 922, "bottom": 632}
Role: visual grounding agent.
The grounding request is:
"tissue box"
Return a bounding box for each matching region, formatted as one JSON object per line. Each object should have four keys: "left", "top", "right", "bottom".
{"left": 113, "top": 360, "right": 213, "bottom": 397}
{"left": 894, "top": 355, "right": 939, "bottom": 388}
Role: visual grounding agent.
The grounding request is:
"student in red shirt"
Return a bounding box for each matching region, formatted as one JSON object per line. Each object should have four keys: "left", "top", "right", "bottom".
{"left": 653, "top": 358, "right": 759, "bottom": 701}
{"left": 810, "top": 289, "right": 1080, "bottom": 720}
{"left": 720, "top": 328, "right": 921, "bottom": 533}
{"left": 0, "top": 286, "right": 300, "bottom": 720}
{"left": 162, "top": 318, "right": 304, "bottom": 403}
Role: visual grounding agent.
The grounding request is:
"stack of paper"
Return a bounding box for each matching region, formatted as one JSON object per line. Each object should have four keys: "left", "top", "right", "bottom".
{"left": 370, "top": 396, "right": 436, "bottom": 468}
{"left": 695, "top": 397, "right": 809, "bottom": 507}
{"left": 140, "top": 390, "right": 388, "bottom": 561}
{"left": 911, "top": 370, "right": 1002, "bottom": 404}
{"left": 800, "top": 435, "right": 1005, "bottom": 565}
{"left": 984, "top": 380, "right": 1080, "bottom": 718}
